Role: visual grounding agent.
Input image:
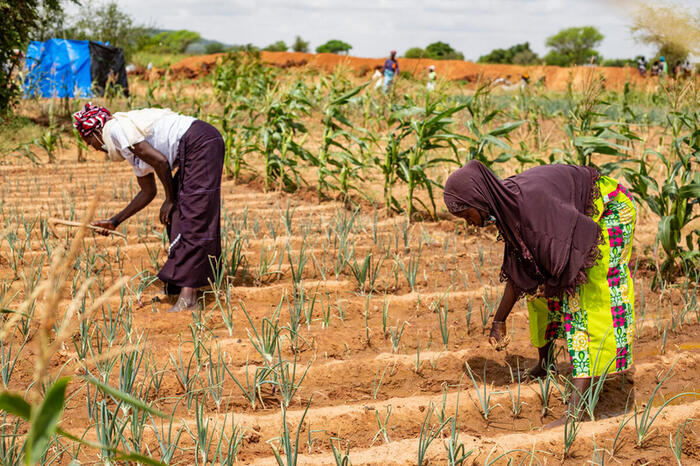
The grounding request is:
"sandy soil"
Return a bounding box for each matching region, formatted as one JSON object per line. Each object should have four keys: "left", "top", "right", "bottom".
{"left": 0, "top": 152, "right": 697, "bottom": 464}
{"left": 161, "top": 51, "right": 697, "bottom": 92}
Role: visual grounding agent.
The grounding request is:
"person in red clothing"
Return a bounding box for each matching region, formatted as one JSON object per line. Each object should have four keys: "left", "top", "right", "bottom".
{"left": 382, "top": 50, "right": 399, "bottom": 93}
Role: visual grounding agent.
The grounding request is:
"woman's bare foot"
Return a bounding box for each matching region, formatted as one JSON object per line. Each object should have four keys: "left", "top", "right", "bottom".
{"left": 520, "top": 362, "right": 549, "bottom": 380}
{"left": 489, "top": 320, "right": 511, "bottom": 351}
{"left": 167, "top": 286, "right": 198, "bottom": 313}
{"left": 167, "top": 296, "right": 197, "bottom": 313}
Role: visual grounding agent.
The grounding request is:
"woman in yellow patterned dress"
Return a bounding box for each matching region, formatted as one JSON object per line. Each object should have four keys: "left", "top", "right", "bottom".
{"left": 443, "top": 161, "right": 636, "bottom": 428}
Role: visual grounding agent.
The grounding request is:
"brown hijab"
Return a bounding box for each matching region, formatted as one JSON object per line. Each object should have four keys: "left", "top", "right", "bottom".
{"left": 444, "top": 160, "right": 601, "bottom": 297}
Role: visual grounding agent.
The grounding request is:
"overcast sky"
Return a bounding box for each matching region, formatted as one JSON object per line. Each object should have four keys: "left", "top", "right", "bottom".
{"left": 76, "top": 0, "right": 698, "bottom": 60}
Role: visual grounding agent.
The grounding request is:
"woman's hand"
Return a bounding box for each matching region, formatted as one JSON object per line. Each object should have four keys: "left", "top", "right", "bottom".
{"left": 489, "top": 320, "right": 511, "bottom": 351}
{"left": 159, "top": 199, "right": 175, "bottom": 225}
{"left": 91, "top": 220, "right": 116, "bottom": 236}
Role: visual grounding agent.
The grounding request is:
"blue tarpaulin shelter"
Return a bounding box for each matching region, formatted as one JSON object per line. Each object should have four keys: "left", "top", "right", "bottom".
{"left": 24, "top": 39, "right": 128, "bottom": 98}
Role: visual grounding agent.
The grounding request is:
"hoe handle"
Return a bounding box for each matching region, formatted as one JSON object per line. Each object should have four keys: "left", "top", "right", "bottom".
{"left": 48, "top": 218, "right": 127, "bottom": 239}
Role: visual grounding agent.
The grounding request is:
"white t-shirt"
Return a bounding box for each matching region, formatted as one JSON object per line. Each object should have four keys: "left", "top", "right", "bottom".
{"left": 109, "top": 114, "right": 196, "bottom": 177}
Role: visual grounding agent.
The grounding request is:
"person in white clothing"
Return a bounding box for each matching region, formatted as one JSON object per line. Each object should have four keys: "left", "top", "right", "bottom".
{"left": 73, "top": 103, "right": 225, "bottom": 312}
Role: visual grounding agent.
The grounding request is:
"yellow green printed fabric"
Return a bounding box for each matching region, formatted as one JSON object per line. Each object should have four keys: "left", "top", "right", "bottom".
{"left": 527, "top": 176, "right": 636, "bottom": 378}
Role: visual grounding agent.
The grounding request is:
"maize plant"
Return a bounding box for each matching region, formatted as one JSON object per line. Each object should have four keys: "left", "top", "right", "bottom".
{"left": 251, "top": 83, "right": 312, "bottom": 192}
{"left": 316, "top": 81, "right": 368, "bottom": 201}
{"left": 216, "top": 103, "right": 254, "bottom": 181}
{"left": 213, "top": 51, "right": 275, "bottom": 104}
{"left": 389, "top": 94, "right": 467, "bottom": 220}
{"left": 623, "top": 109, "right": 700, "bottom": 281}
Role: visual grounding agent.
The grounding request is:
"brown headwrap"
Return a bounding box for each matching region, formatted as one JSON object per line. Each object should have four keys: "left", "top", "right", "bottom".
{"left": 444, "top": 160, "right": 601, "bottom": 297}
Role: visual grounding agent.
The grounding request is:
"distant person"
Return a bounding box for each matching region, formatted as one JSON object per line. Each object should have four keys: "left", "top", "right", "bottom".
{"left": 372, "top": 65, "right": 383, "bottom": 90}
{"left": 444, "top": 160, "right": 636, "bottom": 429}
{"left": 650, "top": 60, "right": 660, "bottom": 76}
{"left": 426, "top": 65, "right": 436, "bottom": 91}
{"left": 637, "top": 56, "right": 647, "bottom": 77}
{"left": 682, "top": 59, "right": 693, "bottom": 78}
{"left": 73, "top": 103, "right": 225, "bottom": 313}
{"left": 493, "top": 74, "right": 512, "bottom": 86}
{"left": 382, "top": 50, "right": 399, "bottom": 93}
{"left": 659, "top": 56, "right": 668, "bottom": 75}
{"left": 673, "top": 60, "right": 682, "bottom": 78}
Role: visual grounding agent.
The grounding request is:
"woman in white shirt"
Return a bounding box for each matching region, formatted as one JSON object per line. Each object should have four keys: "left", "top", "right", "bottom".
{"left": 73, "top": 103, "right": 225, "bottom": 312}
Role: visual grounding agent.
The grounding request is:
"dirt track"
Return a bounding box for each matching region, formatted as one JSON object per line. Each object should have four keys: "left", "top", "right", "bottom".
{"left": 166, "top": 51, "right": 671, "bottom": 92}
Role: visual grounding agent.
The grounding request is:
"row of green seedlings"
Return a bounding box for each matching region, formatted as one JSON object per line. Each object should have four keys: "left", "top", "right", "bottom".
{"left": 80, "top": 301, "right": 249, "bottom": 463}
{"left": 267, "top": 384, "right": 473, "bottom": 466}
{"left": 0, "top": 235, "right": 260, "bottom": 465}
{"left": 463, "top": 348, "right": 698, "bottom": 461}
{"left": 633, "top": 272, "right": 700, "bottom": 354}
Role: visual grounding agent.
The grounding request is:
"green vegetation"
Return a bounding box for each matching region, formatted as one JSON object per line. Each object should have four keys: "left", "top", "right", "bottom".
{"left": 316, "top": 39, "right": 352, "bottom": 54}
{"left": 292, "top": 35, "right": 310, "bottom": 53}
{"left": 404, "top": 41, "right": 464, "bottom": 60}
{"left": 68, "top": 1, "right": 151, "bottom": 58}
{"left": 264, "top": 40, "right": 289, "bottom": 52}
{"left": 631, "top": 2, "right": 698, "bottom": 64}
{"left": 0, "top": 0, "right": 73, "bottom": 113}
{"left": 478, "top": 42, "right": 540, "bottom": 65}
{"left": 140, "top": 30, "right": 202, "bottom": 54}
{"left": 544, "top": 26, "right": 604, "bottom": 66}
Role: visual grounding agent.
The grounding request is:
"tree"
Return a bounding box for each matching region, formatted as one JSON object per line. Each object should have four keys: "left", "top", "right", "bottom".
{"left": 70, "top": 1, "right": 150, "bottom": 58}
{"left": 142, "top": 30, "right": 201, "bottom": 54}
{"left": 424, "top": 41, "right": 464, "bottom": 60}
{"left": 292, "top": 36, "right": 309, "bottom": 53}
{"left": 315, "top": 39, "right": 352, "bottom": 54}
{"left": 404, "top": 47, "right": 427, "bottom": 58}
{"left": 512, "top": 49, "right": 540, "bottom": 65}
{"left": 263, "top": 40, "right": 288, "bottom": 52}
{"left": 631, "top": 3, "right": 699, "bottom": 64}
{"left": 30, "top": 2, "right": 70, "bottom": 41}
{"left": 478, "top": 42, "right": 539, "bottom": 65}
{"left": 205, "top": 42, "right": 227, "bottom": 54}
{"left": 1, "top": 0, "right": 74, "bottom": 113}
{"left": 544, "top": 26, "right": 604, "bottom": 66}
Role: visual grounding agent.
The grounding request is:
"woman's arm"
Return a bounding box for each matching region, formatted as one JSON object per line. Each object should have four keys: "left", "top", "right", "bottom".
{"left": 130, "top": 141, "right": 176, "bottom": 225}
{"left": 493, "top": 280, "right": 517, "bottom": 322}
{"left": 488, "top": 280, "right": 518, "bottom": 351}
{"left": 92, "top": 174, "right": 157, "bottom": 234}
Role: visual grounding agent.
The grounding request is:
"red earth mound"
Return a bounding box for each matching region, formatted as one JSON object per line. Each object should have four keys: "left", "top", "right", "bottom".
{"left": 169, "top": 51, "right": 669, "bottom": 91}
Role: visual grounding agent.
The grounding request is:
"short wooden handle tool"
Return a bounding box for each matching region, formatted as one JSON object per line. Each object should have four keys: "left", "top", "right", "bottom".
{"left": 48, "top": 218, "right": 127, "bottom": 239}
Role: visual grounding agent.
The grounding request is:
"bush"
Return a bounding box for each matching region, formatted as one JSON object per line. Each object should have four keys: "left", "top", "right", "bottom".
{"left": 479, "top": 42, "right": 539, "bottom": 65}
{"left": 292, "top": 36, "right": 309, "bottom": 53}
{"left": 264, "top": 40, "right": 288, "bottom": 52}
{"left": 205, "top": 42, "right": 228, "bottom": 54}
{"left": 425, "top": 41, "right": 464, "bottom": 60}
{"left": 404, "top": 47, "right": 427, "bottom": 58}
{"left": 316, "top": 39, "right": 352, "bottom": 54}
{"left": 143, "top": 30, "right": 201, "bottom": 54}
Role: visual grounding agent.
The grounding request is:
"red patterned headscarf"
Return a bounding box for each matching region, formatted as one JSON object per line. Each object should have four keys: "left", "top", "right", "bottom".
{"left": 72, "top": 102, "right": 111, "bottom": 137}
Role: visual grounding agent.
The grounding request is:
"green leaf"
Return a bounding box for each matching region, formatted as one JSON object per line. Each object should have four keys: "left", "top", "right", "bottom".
{"left": 330, "top": 82, "right": 368, "bottom": 106}
{"left": 81, "top": 375, "right": 167, "bottom": 418}
{"left": 658, "top": 216, "right": 679, "bottom": 256}
{"left": 26, "top": 377, "right": 71, "bottom": 465}
{"left": 0, "top": 392, "right": 31, "bottom": 419}
{"left": 488, "top": 120, "right": 525, "bottom": 137}
{"left": 679, "top": 183, "right": 700, "bottom": 200}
